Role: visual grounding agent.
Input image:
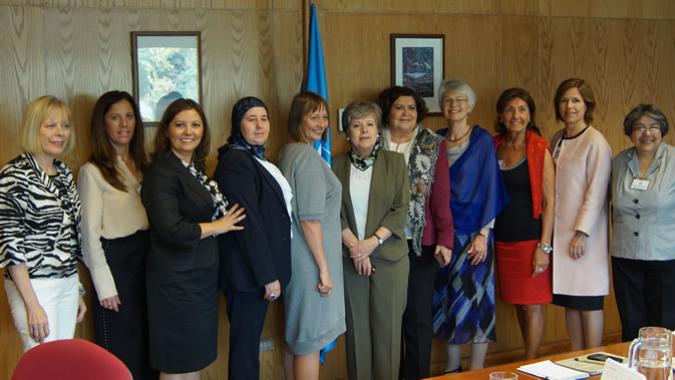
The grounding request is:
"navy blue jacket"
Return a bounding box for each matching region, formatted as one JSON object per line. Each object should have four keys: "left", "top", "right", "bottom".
{"left": 214, "top": 147, "right": 292, "bottom": 292}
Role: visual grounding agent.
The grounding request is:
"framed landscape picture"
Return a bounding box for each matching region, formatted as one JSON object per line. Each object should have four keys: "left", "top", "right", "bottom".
{"left": 131, "top": 31, "right": 202, "bottom": 124}
{"left": 390, "top": 34, "right": 445, "bottom": 114}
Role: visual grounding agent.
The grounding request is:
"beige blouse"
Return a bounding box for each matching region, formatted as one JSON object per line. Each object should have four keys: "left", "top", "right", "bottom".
{"left": 78, "top": 158, "right": 149, "bottom": 300}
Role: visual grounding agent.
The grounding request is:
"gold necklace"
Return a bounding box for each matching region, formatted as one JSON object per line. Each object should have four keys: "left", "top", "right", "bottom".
{"left": 447, "top": 126, "right": 472, "bottom": 142}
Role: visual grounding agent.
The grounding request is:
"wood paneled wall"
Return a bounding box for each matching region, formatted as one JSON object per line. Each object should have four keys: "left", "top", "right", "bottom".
{"left": 1, "top": 1, "right": 674, "bottom": 379}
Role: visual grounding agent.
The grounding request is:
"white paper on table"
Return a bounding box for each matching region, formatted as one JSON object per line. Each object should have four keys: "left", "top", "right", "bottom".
{"left": 517, "top": 360, "right": 590, "bottom": 379}
{"left": 600, "top": 358, "right": 646, "bottom": 380}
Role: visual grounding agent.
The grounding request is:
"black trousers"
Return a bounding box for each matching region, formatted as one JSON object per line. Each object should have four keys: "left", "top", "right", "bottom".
{"left": 93, "top": 230, "right": 157, "bottom": 380}
{"left": 400, "top": 243, "right": 439, "bottom": 380}
{"left": 225, "top": 289, "right": 269, "bottom": 380}
{"left": 612, "top": 257, "right": 675, "bottom": 341}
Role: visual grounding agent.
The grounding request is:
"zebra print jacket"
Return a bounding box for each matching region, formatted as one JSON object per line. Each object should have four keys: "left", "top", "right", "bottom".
{"left": 0, "top": 153, "right": 82, "bottom": 279}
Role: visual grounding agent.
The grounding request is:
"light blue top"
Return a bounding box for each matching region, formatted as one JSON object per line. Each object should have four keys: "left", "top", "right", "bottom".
{"left": 611, "top": 143, "right": 675, "bottom": 260}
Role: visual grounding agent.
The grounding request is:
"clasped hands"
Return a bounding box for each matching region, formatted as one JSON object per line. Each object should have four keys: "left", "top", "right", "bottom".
{"left": 348, "top": 237, "right": 378, "bottom": 276}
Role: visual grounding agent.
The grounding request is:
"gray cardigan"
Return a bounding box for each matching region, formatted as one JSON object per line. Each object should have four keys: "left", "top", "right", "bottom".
{"left": 611, "top": 143, "right": 675, "bottom": 260}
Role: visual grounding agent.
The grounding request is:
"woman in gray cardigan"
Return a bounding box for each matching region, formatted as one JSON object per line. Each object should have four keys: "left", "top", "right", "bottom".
{"left": 333, "top": 101, "right": 410, "bottom": 380}
{"left": 611, "top": 103, "right": 675, "bottom": 341}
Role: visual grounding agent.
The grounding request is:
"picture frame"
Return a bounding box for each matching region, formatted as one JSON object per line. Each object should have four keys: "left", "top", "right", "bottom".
{"left": 131, "top": 31, "right": 202, "bottom": 124}
{"left": 390, "top": 34, "right": 445, "bottom": 115}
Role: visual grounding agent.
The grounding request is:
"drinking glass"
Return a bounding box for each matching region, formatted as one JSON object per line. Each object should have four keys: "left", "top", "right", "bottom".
{"left": 489, "top": 371, "right": 518, "bottom": 380}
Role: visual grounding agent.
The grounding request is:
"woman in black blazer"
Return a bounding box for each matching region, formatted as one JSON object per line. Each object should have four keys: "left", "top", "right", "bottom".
{"left": 141, "top": 98, "right": 245, "bottom": 379}
{"left": 214, "top": 97, "right": 292, "bottom": 380}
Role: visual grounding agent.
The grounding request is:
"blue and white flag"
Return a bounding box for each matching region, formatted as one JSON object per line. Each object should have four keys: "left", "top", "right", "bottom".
{"left": 304, "top": 2, "right": 337, "bottom": 364}
{"left": 304, "top": 2, "right": 332, "bottom": 167}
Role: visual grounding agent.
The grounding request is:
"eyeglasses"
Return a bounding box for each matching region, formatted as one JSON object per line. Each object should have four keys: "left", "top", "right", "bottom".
{"left": 444, "top": 97, "right": 468, "bottom": 104}
{"left": 632, "top": 124, "right": 662, "bottom": 134}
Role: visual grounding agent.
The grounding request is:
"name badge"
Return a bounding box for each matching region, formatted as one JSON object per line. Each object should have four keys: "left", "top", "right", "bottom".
{"left": 630, "top": 178, "right": 649, "bottom": 191}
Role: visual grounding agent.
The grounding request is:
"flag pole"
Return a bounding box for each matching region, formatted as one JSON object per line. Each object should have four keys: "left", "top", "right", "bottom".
{"left": 302, "top": 0, "right": 311, "bottom": 81}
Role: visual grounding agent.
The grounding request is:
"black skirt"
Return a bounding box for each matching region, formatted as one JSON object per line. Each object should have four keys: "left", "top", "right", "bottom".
{"left": 93, "top": 230, "right": 156, "bottom": 379}
{"left": 146, "top": 264, "right": 219, "bottom": 373}
{"left": 552, "top": 293, "right": 604, "bottom": 311}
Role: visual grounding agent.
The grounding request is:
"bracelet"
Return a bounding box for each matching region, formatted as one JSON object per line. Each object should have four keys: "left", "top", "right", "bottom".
{"left": 537, "top": 242, "right": 553, "bottom": 254}
{"left": 78, "top": 284, "right": 86, "bottom": 296}
{"left": 373, "top": 232, "right": 384, "bottom": 246}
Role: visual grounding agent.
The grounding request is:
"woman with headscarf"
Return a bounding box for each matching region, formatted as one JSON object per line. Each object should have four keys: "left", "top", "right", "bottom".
{"left": 214, "top": 96, "right": 293, "bottom": 380}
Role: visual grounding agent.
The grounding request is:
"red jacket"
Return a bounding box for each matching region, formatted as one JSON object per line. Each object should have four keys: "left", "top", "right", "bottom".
{"left": 421, "top": 139, "right": 454, "bottom": 248}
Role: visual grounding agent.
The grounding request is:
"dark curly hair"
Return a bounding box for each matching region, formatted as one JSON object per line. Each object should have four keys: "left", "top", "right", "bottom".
{"left": 377, "top": 86, "right": 428, "bottom": 126}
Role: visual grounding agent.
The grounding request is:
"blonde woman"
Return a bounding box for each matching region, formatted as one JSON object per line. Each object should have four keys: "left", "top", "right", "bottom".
{"left": 0, "top": 96, "right": 87, "bottom": 351}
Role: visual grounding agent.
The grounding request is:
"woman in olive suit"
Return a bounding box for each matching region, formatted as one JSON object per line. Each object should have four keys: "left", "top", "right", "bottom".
{"left": 333, "top": 101, "right": 410, "bottom": 380}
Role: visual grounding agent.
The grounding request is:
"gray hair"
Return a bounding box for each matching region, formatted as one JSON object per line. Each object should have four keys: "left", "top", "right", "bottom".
{"left": 341, "top": 101, "right": 382, "bottom": 136}
{"left": 437, "top": 79, "right": 477, "bottom": 110}
{"left": 623, "top": 103, "right": 669, "bottom": 137}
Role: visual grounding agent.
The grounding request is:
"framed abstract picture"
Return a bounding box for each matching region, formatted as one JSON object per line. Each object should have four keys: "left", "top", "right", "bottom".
{"left": 390, "top": 34, "right": 445, "bottom": 114}
{"left": 131, "top": 31, "right": 202, "bottom": 124}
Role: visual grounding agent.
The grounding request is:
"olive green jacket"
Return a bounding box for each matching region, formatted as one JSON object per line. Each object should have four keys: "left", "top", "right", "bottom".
{"left": 332, "top": 150, "right": 410, "bottom": 262}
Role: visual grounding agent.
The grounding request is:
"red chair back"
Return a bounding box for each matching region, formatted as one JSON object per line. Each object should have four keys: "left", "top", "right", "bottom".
{"left": 12, "top": 339, "right": 132, "bottom": 380}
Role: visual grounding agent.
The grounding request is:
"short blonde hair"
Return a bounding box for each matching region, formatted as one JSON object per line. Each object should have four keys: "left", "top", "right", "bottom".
{"left": 21, "top": 95, "right": 75, "bottom": 156}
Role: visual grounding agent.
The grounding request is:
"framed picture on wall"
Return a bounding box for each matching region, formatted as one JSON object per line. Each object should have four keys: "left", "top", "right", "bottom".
{"left": 131, "top": 31, "right": 202, "bottom": 124}
{"left": 390, "top": 34, "right": 445, "bottom": 114}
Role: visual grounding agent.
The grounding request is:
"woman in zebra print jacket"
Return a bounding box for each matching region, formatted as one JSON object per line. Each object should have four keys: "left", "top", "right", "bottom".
{"left": 0, "top": 95, "right": 87, "bottom": 351}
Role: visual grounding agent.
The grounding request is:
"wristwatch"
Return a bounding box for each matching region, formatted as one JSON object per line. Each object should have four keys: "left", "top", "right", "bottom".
{"left": 78, "top": 284, "right": 86, "bottom": 296}
{"left": 373, "top": 232, "right": 384, "bottom": 246}
{"left": 537, "top": 242, "right": 553, "bottom": 254}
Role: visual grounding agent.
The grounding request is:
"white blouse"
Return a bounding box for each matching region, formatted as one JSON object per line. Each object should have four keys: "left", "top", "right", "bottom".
{"left": 78, "top": 158, "right": 149, "bottom": 300}
{"left": 349, "top": 164, "right": 373, "bottom": 240}
{"left": 256, "top": 157, "right": 294, "bottom": 233}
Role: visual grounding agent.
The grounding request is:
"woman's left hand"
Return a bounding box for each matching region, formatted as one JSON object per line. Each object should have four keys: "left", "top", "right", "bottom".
{"left": 467, "top": 234, "right": 488, "bottom": 265}
{"left": 569, "top": 231, "right": 587, "bottom": 260}
{"left": 318, "top": 270, "right": 333, "bottom": 297}
{"left": 348, "top": 237, "right": 378, "bottom": 260}
{"left": 434, "top": 245, "right": 452, "bottom": 267}
{"left": 353, "top": 257, "right": 373, "bottom": 276}
{"left": 76, "top": 296, "right": 87, "bottom": 323}
{"left": 264, "top": 280, "right": 282, "bottom": 301}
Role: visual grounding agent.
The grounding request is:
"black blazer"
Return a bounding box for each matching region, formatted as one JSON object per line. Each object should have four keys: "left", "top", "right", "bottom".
{"left": 214, "top": 147, "right": 292, "bottom": 292}
{"left": 141, "top": 151, "right": 219, "bottom": 272}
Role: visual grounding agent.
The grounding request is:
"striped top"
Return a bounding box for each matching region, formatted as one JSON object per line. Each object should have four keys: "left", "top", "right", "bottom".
{"left": 0, "top": 153, "right": 82, "bottom": 279}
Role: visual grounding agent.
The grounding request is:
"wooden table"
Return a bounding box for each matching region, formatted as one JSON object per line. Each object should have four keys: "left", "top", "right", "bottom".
{"left": 427, "top": 342, "right": 630, "bottom": 379}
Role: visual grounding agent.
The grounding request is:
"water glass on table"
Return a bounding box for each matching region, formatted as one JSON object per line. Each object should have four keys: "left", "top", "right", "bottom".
{"left": 489, "top": 371, "right": 518, "bottom": 380}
